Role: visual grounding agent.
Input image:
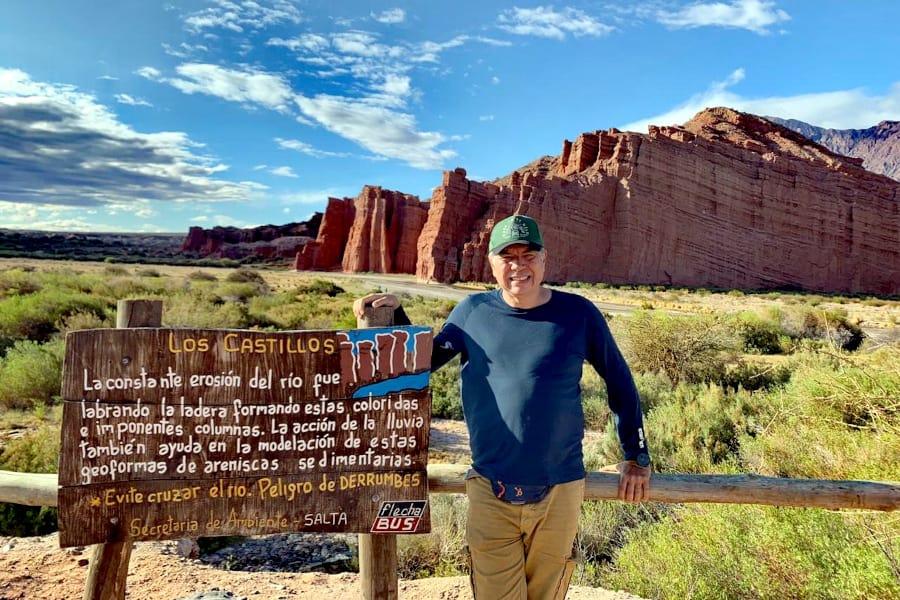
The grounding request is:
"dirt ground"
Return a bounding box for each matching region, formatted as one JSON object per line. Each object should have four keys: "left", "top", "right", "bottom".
{"left": 0, "top": 533, "right": 647, "bottom": 600}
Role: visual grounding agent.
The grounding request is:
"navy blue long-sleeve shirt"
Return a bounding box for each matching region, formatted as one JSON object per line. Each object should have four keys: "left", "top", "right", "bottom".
{"left": 419, "top": 288, "right": 647, "bottom": 486}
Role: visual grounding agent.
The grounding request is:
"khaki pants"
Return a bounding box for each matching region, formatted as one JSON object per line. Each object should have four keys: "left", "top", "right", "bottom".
{"left": 465, "top": 476, "right": 584, "bottom": 600}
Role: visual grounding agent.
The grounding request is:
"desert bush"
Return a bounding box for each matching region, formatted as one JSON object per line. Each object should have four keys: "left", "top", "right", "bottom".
{"left": 215, "top": 282, "right": 262, "bottom": 304}
{"left": 0, "top": 290, "right": 110, "bottom": 341}
{"left": 580, "top": 368, "right": 609, "bottom": 430}
{"left": 638, "top": 383, "right": 765, "bottom": 473}
{"left": 397, "top": 494, "right": 468, "bottom": 578}
{"left": 738, "top": 348, "right": 900, "bottom": 481}
{"left": 430, "top": 358, "right": 462, "bottom": 419}
{"left": 777, "top": 305, "right": 865, "bottom": 351}
{"left": 57, "top": 310, "right": 110, "bottom": 333}
{"left": 0, "top": 420, "right": 60, "bottom": 473}
{"left": 187, "top": 270, "right": 218, "bottom": 282}
{"left": 225, "top": 267, "right": 269, "bottom": 288}
{"left": 603, "top": 505, "right": 900, "bottom": 600}
{"left": 134, "top": 267, "right": 161, "bottom": 278}
{"left": 0, "top": 340, "right": 64, "bottom": 409}
{"left": 0, "top": 505, "right": 58, "bottom": 537}
{"left": 721, "top": 359, "right": 793, "bottom": 392}
{"left": 576, "top": 501, "right": 669, "bottom": 586}
{"left": 732, "top": 310, "right": 787, "bottom": 354}
{"left": 621, "top": 311, "right": 738, "bottom": 385}
{"left": 0, "top": 268, "right": 41, "bottom": 297}
{"left": 295, "top": 279, "right": 345, "bottom": 297}
{"left": 163, "top": 296, "right": 250, "bottom": 329}
{"left": 102, "top": 265, "right": 129, "bottom": 276}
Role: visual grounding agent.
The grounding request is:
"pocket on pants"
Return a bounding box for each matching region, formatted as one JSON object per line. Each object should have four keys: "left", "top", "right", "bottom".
{"left": 553, "top": 558, "right": 578, "bottom": 600}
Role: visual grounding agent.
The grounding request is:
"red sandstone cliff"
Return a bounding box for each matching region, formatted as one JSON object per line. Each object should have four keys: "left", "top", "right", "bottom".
{"left": 297, "top": 186, "right": 427, "bottom": 274}
{"left": 183, "top": 219, "right": 320, "bottom": 262}
{"left": 414, "top": 107, "right": 899, "bottom": 295}
{"left": 297, "top": 107, "right": 898, "bottom": 295}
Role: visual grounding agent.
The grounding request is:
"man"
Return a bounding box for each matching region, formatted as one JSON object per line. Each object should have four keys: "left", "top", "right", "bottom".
{"left": 353, "top": 214, "right": 650, "bottom": 600}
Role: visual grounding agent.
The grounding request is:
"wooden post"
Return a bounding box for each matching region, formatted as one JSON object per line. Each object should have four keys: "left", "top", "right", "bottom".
{"left": 82, "top": 299, "right": 163, "bottom": 600}
{"left": 357, "top": 305, "right": 399, "bottom": 600}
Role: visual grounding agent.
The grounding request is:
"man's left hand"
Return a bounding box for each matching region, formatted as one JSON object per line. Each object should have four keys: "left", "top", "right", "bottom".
{"left": 617, "top": 461, "right": 651, "bottom": 503}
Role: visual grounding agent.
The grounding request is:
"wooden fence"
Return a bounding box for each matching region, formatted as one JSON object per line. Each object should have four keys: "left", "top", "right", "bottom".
{"left": 0, "top": 300, "right": 898, "bottom": 599}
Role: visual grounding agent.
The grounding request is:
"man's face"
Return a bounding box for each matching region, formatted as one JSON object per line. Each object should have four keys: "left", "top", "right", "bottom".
{"left": 489, "top": 244, "right": 546, "bottom": 301}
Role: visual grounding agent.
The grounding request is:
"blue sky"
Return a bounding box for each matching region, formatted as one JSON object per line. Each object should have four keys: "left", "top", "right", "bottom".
{"left": 1, "top": 0, "right": 898, "bottom": 233}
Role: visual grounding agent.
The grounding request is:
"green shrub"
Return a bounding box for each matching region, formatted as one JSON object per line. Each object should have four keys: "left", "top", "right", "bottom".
{"left": 58, "top": 310, "right": 110, "bottom": 333}
{"left": 739, "top": 348, "right": 900, "bottom": 481}
{"left": 778, "top": 306, "right": 865, "bottom": 351}
{"left": 604, "top": 505, "right": 900, "bottom": 600}
{"left": 295, "top": 279, "right": 345, "bottom": 297}
{"left": 621, "top": 311, "right": 737, "bottom": 385}
{"left": 397, "top": 494, "right": 468, "bottom": 578}
{"left": 0, "top": 290, "right": 110, "bottom": 341}
{"left": 0, "top": 268, "right": 41, "bottom": 297}
{"left": 722, "top": 359, "right": 793, "bottom": 392}
{"left": 0, "top": 421, "right": 60, "bottom": 473}
{"left": 187, "top": 270, "right": 218, "bottom": 282}
{"left": 163, "top": 296, "right": 250, "bottom": 329}
{"left": 0, "top": 504, "right": 58, "bottom": 536}
{"left": 640, "top": 383, "right": 764, "bottom": 473}
{"left": 102, "top": 265, "right": 129, "bottom": 276}
{"left": 225, "top": 267, "right": 269, "bottom": 288}
{"left": 134, "top": 267, "right": 161, "bottom": 278}
{"left": 732, "top": 310, "right": 786, "bottom": 354}
{"left": 430, "top": 358, "right": 462, "bottom": 419}
{"left": 577, "top": 501, "right": 669, "bottom": 585}
{"left": 0, "top": 340, "right": 64, "bottom": 409}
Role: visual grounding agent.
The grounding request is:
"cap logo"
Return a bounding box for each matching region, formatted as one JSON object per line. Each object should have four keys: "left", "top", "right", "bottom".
{"left": 504, "top": 219, "right": 530, "bottom": 241}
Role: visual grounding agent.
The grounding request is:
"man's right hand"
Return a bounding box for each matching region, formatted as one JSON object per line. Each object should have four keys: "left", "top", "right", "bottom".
{"left": 352, "top": 293, "right": 400, "bottom": 319}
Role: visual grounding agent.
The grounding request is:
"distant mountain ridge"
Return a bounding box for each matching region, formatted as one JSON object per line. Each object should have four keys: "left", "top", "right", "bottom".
{"left": 767, "top": 117, "right": 900, "bottom": 181}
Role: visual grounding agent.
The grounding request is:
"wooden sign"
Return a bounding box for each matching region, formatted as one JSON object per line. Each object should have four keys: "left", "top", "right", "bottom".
{"left": 57, "top": 326, "right": 433, "bottom": 548}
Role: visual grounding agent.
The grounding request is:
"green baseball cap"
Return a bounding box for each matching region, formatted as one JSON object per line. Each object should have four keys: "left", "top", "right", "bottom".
{"left": 489, "top": 215, "right": 544, "bottom": 255}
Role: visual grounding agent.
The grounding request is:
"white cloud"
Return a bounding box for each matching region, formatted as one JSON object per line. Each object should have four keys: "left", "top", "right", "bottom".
{"left": 0, "top": 68, "right": 259, "bottom": 212}
{"left": 114, "top": 93, "right": 152, "bottom": 107}
{"left": 479, "top": 115, "right": 495, "bottom": 121}
{"left": 295, "top": 94, "right": 455, "bottom": 169}
{"left": 656, "top": 0, "right": 791, "bottom": 35}
{"left": 498, "top": 6, "right": 614, "bottom": 40}
{"left": 620, "top": 71, "right": 900, "bottom": 131}
{"left": 183, "top": 0, "right": 303, "bottom": 33}
{"left": 278, "top": 188, "right": 351, "bottom": 205}
{"left": 275, "top": 137, "right": 351, "bottom": 159}
{"left": 162, "top": 63, "right": 294, "bottom": 112}
{"left": 136, "top": 66, "right": 161, "bottom": 79}
{"left": 372, "top": 8, "right": 406, "bottom": 24}
{"left": 269, "top": 166, "right": 298, "bottom": 178}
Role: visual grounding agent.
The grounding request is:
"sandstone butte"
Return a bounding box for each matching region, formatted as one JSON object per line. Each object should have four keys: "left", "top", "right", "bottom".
{"left": 293, "top": 107, "right": 899, "bottom": 296}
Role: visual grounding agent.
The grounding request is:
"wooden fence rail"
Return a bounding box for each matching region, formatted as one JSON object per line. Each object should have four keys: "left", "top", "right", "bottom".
{"left": 2, "top": 466, "right": 899, "bottom": 511}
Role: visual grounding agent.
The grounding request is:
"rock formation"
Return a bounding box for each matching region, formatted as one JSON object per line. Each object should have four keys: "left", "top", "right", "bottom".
{"left": 292, "top": 107, "right": 898, "bottom": 296}
{"left": 769, "top": 117, "right": 900, "bottom": 181}
{"left": 183, "top": 218, "right": 320, "bottom": 262}
{"left": 295, "top": 186, "right": 428, "bottom": 274}
{"left": 413, "top": 107, "right": 898, "bottom": 295}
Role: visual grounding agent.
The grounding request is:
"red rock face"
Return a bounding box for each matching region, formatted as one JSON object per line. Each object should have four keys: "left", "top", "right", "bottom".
{"left": 415, "top": 108, "right": 899, "bottom": 295}
{"left": 340, "top": 186, "right": 427, "bottom": 274}
{"left": 300, "top": 197, "right": 354, "bottom": 270}
{"left": 182, "top": 219, "right": 320, "bottom": 261}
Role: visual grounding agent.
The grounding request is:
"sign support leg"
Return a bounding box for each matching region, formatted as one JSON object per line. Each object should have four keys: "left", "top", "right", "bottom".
{"left": 357, "top": 305, "right": 399, "bottom": 600}
{"left": 82, "top": 299, "right": 162, "bottom": 600}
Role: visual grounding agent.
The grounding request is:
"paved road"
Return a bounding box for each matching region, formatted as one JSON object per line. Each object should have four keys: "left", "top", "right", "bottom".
{"left": 322, "top": 271, "right": 635, "bottom": 316}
